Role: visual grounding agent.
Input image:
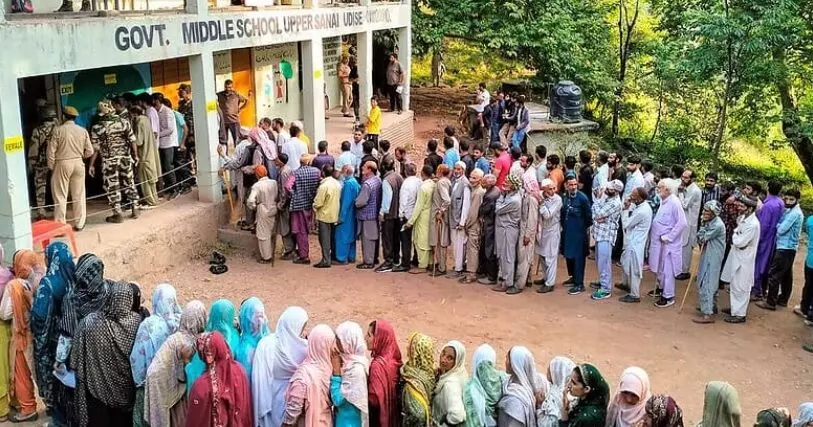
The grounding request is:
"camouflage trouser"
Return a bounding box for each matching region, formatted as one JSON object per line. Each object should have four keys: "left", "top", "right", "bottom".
{"left": 33, "top": 166, "right": 48, "bottom": 216}
{"left": 102, "top": 156, "right": 138, "bottom": 214}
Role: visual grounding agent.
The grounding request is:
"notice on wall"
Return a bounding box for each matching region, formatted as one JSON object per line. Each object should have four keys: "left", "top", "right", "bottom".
{"left": 213, "top": 51, "right": 233, "bottom": 90}
{"left": 59, "top": 83, "right": 74, "bottom": 96}
{"left": 3, "top": 135, "right": 24, "bottom": 154}
{"left": 323, "top": 37, "right": 341, "bottom": 79}
{"left": 104, "top": 73, "right": 117, "bottom": 85}
{"left": 254, "top": 43, "right": 297, "bottom": 108}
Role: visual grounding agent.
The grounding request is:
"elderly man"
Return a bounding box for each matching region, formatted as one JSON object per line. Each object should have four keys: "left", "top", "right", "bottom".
{"left": 533, "top": 179, "right": 562, "bottom": 293}
{"left": 649, "top": 178, "right": 688, "bottom": 308}
{"left": 448, "top": 161, "right": 472, "bottom": 278}
{"left": 312, "top": 164, "right": 342, "bottom": 268}
{"left": 377, "top": 157, "right": 404, "bottom": 272}
{"left": 246, "top": 165, "right": 279, "bottom": 264}
{"left": 492, "top": 174, "right": 523, "bottom": 294}
{"left": 460, "top": 169, "right": 486, "bottom": 283}
{"left": 477, "top": 174, "right": 501, "bottom": 285}
{"left": 406, "top": 165, "right": 437, "bottom": 272}
{"left": 355, "top": 161, "right": 383, "bottom": 269}
{"left": 692, "top": 200, "right": 727, "bottom": 323}
{"left": 429, "top": 164, "right": 452, "bottom": 276}
{"left": 514, "top": 174, "right": 540, "bottom": 290}
{"left": 721, "top": 194, "right": 761, "bottom": 323}
{"left": 617, "top": 187, "right": 653, "bottom": 303}
{"left": 289, "top": 155, "right": 321, "bottom": 264}
{"left": 677, "top": 169, "right": 702, "bottom": 280}
{"left": 335, "top": 164, "right": 360, "bottom": 264}
{"left": 395, "top": 163, "right": 422, "bottom": 272}
{"left": 590, "top": 180, "right": 624, "bottom": 300}
{"left": 562, "top": 174, "right": 593, "bottom": 295}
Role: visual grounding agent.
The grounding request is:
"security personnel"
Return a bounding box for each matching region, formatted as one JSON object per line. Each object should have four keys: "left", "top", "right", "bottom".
{"left": 88, "top": 99, "right": 140, "bottom": 223}
{"left": 47, "top": 106, "right": 94, "bottom": 231}
{"left": 28, "top": 106, "right": 58, "bottom": 220}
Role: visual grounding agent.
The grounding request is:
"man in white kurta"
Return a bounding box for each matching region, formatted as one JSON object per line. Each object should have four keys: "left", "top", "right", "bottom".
{"left": 247, "top": 166, "right": 279, "bottom": 263}
{"left": 534, "top": 179, "right": 562, "bottom": 293}
{"left": 721, "top": 194, "right": 761, "bottom": 323}
{"left": 618, "top": 187, "right": 652, "bottom": 302}
{"left": 448, "top": 161, "right": 472, "bottom": 277}
{"left": 678, "top": 169, "right": 702, "bottom": 278}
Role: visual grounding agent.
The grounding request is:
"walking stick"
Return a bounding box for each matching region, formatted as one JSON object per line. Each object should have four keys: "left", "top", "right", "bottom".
{"left": 221, "top": 169, "right": 239, "bottom": 225}
{"left": 678, "top": 242, "right": 705, "bottom": 313}
{"left": 433, "top": 218, "right": 442, "bottom": 276}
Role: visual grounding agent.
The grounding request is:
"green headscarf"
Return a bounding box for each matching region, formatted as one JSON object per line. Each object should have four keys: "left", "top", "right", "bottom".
{"left": 569, "top": 363, "right": 610, "bottom": 427}
{"left": 184, "top": 299, "right": 238, "bottom": 392}
{"left": 754, "top": 408, "right": 791, "bottom": 427}
{"left": 701, "top": 381, "right": 741, "bottom": 427}
{"left": 463, "top": 344, "right": 504, "bottom": 427}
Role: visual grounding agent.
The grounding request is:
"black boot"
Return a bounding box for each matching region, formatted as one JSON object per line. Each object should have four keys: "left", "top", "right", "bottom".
{"left": 55, "top": 0, "right": 73, "bottom": 11}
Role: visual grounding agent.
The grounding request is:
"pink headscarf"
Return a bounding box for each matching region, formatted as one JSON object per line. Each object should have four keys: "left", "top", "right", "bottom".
{"left": 287, "top": 324, "right": 335, "bottom": 427}
{"left": 605, "top": 366, "right": 651, "bottom": 427}
{"left": 249, "top": 126, "right": 277, "bottom": 160}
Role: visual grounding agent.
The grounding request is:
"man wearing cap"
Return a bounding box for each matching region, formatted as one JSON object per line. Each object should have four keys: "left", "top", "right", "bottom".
{"left": 721, "top": 194, "right": 761, "bottom": 323}
{"left": 617, "top": 187, "right": 653, "bottom": 303}
{"left": 590, "top": 179, "right": 624, "bottom": 300}
{"left": 493, "top": 173, "right": 523, "bottom": 294}
{"left": 648, "top": 178, "right": 687, "bottom": 308}
{"left": 29, "top": 106, "right": 58, "bottom": 220}
{"left": 692, "top": 200, "right": 726, "bottom": 323}
{"left": 447, "top": 161, "right": 471, "bottom": 278}
{"left": 246, "top": 165, "right": 279, "bottom": 264}
{"left": 460, "top": 168, "right": 485, "bottom": 283}
{"left": 48, "top": 106, "right": 94, "bottom": 231}
{"left": 534, "top": 178, "right": 563, "bottom": 293}
{"left": 88, "top": 99, "right": 140, "bottom": 223}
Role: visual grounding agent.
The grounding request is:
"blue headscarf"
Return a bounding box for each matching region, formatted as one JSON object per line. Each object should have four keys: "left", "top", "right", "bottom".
{"left": 184, "top": 299, "right": 238, "bottom": 391}
{"left": 30, "top": 242, "right": 75, "bottom": 404}
{"left": 129, "top": 283, "right": 181, "bottom": 387}
{"left": 235, "top": 297, "right": 270, "bottom": 379}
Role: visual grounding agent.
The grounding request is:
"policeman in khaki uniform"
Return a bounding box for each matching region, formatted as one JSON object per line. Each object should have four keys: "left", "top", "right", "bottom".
{"left": 47, "top": 106, "right": 94, "bottom": 231}
{"left": 28, "top": 106, "right": 58, "bottom": 220}
{"left": 88, "top": 99, "right": 140, "bottom": 223}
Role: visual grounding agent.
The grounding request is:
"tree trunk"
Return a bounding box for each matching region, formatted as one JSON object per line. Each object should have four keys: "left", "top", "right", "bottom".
{"left": 611, "top": 0, "right": 639, "bottom": 138}
{"left": 650, "top": 80, "right": 664, "bottom": 143}
{"left": 776, "top": 65, "right": 813, "bottom": 185}
{"left": 710, "top": 82, "right": 730, "bottom": 162}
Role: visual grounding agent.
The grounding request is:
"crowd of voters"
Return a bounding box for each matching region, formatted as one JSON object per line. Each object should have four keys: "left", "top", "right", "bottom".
{"left": 0, "top": 243, "right": 812, "bottom": 427}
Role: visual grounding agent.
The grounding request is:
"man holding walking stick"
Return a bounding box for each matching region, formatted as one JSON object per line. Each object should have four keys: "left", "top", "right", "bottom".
{"left": 691, "top": 200, "right": 726, "bottom": 323}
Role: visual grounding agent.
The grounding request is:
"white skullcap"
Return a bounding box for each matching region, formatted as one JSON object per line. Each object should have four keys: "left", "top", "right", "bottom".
{"left": 455, "top": 161, "right": 467, "bottom": 171}
{"left": 291, "top": 120, "right": 304, "bottom": 129}
{"left": 540, "top": 178, "right": 554, "bottom": 188}
{"left": 608, "top": 179, "right": 624, "bottom": 192}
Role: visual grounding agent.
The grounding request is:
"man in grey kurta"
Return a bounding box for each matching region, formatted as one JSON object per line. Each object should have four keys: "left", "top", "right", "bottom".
{"left": 678, "top": 169, "right": 702, "bottom": 279}
{"left": 693, "top": 200, "right": 726, "bottom": 323}
{"left": 534, "top": 179, "right": 562, "bottom": 293}
{"left": 430, "top": 164, "right": 453, "bottom": 276}
{"left": 275, "top": 154, "right": 296, "bottom": 259}
{"left": 514, "top": 179, "right": 540, "bottom": 290}
{"left": 448, "top": 161, "right": 472, "bottom": 278}
{"left": 494, "top": 174, "right": 523, "bottom": 294}
{"left": 618, "top": 187, "right": 653, "bottom": 302}
{"left": 355, "top": 161, "right": 383, "bottom": 268}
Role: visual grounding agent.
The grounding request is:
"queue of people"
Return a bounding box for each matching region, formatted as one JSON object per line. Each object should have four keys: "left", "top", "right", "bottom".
{"left": 0, "top": 242, "right": 811, "bottom": 426}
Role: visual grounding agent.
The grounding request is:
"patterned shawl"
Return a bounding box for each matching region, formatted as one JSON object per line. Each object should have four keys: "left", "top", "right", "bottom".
{"left": 186, "top": 299, "right": 239, "bottom": 392}
{"left": 59, "top": 253, "right": 109, "bottom": 337}
{"left": 644, "top": 394, "right": 684, "bottom": 427}
{"left": 401, "top": 332, "right": 436, "bottom": 427}
{"left": 568, "top": 364, "right": 610, "bottom": 427}
{"left": 369, "top": 319, "right": 403, "bottom": 427}
{"left": 793, "top": 402, "right": 813, "bottom": 427}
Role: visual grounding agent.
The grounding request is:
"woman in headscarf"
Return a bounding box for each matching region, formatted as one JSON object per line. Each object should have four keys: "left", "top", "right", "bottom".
{"left": 498, "top": 346, "right": 537, "bottom": 427}
{"left": 252, "top": 306, "right": 308, "bottom": 427}
{"left": 144, "top": 300, "right": 207, "bottom": 427}
{"left": 560, "top": 364, "right": 610, "bottom": 427}
{"left": 30, "top": 242, "right": 75, "bottom": 421}
{"left": 283, "top": 324, "right": 336, "bottom": 427}
{"left": 186, "top": 331, "right": 252, "bottom": 427}
{"left": 250, "top": 125, "right": 279, "bottom": 178}
{"left": 130, "top": 283, "right": 183, "bottom": 427}
{"left": 71, "top": 281, "right": 142, "bottom": 426}
{"left": 697, "top": 381, "right": 740, "bottom": 427}
{"left": 130, "top": 283, "right": 151, "bottom": 320}
{"left": 463, "top": 344, "right": 503, "bottom": 427}
{"left": 235, "top": 297, "right": 269, "bottom": 379}
{"left": 605, "top": 367, "right": 651, "bottom": 427}
{"left": 0, "top": 249, "right": 45, "bottom": 422}
{"left": 331, "top": 321, "right": 370, "bottom": 427}
{"left": 754, "top": 408, "right": 791, "bottom": 427}
{"left": 432, "top": 340, "right": 468, "bottom": 426}
{"left": 186, "top": 298, "right": 239, "bottom": 392}
{"left": 366, "top": 319, "right": 403, "bottom": 427}
{"left": 401, "top": 332, "right": 436, "bottom": 427}
{"left": 537, "top": 356, "right": 576, "bottom": 427}
{"left": 793, "top": 402, "right": 813, "bottom": 427}
{"left": 0, "top": 244, "right": 12, "bottom": 422}
{"left": 642, "top": 394, "right": 683, "bottom": 427}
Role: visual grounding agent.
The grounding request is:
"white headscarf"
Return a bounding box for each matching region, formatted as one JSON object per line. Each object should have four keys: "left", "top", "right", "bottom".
{"left": 605, "top": 366, "right": 651, "bottom": 427}
{"left": 336, "top": 321, "right": 370, "bottom": 427}
{"left": 499, "top": 346, "right": 537, "bottom": 427}
{"left": 437, "top": 340, "right": 468, "bottom": 389}
{"left": 251, "top": 306, "right": 309, "bottom": 427}
{"left": 793, "top": 402, "right": 813, "bottom": 427}
{"left": 538, "top": 356, "right": 576, "bottom": 426}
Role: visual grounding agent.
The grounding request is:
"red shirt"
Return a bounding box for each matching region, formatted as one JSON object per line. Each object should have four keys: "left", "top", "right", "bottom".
{"left": 494, "top": 152, "right": 512, "bottom": 189}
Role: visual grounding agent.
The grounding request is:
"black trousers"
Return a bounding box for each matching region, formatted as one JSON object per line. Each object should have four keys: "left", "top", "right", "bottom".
{"left": 399, "top": 218, "right": 412, "bottom": 267}
{"left": 478, "top": 239, "right": 498, "bottom": 280}
{"left": 612, "top": 217, "right": 624, "bottom": 261}
{"left": 317, "top": 221, "right": 334, "bottom": 263}
{"left": 87, "top": 392, "right": 132, "bottom": 427}
{"left": 566, "top": 256, "right": 586, "bottom": 287}
{"left": 176, "top": 147, "right": 195, "bottom": 188}
{"left": 381, "top": 217, "right": 401, "bottom": 265}
{"left": 387, "top": 84, "right": 402, "bottom": 112}
{"left": 159, "top": 147, "right": 177, "bottom": 194}
{"left": 801, "top": 266, "right": 813, "bottom": 319}
{"left": 766, "top": 249, "right": 796, "bottom": 306}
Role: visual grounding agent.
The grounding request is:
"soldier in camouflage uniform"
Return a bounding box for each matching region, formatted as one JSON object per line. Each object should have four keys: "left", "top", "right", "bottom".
{"left": 112, "top": 96, "right": 132, "bottom": 124}
{"left": 88, "top": 99, "right": 140, "bottom": 223}
{"left": 28, "top": 107, "right": 58, "bottom": 220}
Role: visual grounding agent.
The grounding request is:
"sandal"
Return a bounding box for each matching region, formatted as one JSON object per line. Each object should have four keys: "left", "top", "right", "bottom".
{"left": 10, "top": 412, "right": 38, "bottom": 423}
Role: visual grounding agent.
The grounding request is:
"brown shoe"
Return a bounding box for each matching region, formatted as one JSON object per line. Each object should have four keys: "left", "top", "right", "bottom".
{"left": 692, "top": 315, "right": 715, "bottom": 324}
{"left": 491, "top": 285, "right": 508, "bottom": 293}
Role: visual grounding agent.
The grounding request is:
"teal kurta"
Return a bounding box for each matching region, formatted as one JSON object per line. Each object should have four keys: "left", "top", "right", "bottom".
{"left": 330, "top": 375, "right": 363, "bottom": 427}
{"left": 335, "top": 177, "right": 361, "bottom": 263}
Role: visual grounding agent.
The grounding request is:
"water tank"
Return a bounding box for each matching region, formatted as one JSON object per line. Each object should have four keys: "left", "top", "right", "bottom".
{"left": 550, "top": 81, "right": 583, "bottom": 123}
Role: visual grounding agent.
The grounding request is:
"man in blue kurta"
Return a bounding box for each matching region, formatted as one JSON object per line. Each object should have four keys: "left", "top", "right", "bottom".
{"left": 335, "top": 164, "right": 360, "bottom": 264}
{"left": 753, "top": 180, "right": 785, "bottom": 300}
{"left": 561, "top": 174, "right": 593, "bottom": 295}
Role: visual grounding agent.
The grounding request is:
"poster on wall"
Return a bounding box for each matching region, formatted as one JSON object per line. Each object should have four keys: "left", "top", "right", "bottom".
{"left": 59, "top": 63, "right": 152, "bottom": 128}
{"left": 213, "top": 50, "right": 233, "bottom": 91}
{"left": 254, "top": 43, "right": 298, "bottom": 111}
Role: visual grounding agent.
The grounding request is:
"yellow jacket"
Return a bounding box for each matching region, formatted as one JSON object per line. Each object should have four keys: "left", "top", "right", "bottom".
{"left": 313, "top": 176, "right": 342, "bottom": 223}
{"left": 366, "top": 106, "right": 382, "bottom": 135}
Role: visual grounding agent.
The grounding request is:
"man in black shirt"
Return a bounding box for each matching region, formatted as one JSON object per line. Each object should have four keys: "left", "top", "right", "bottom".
{"left": 423, "top": 138, "right": 443, "bottom": 175}
{"left": 577, "top": 150, "right": 594, "bottom": 202}
{"left": 460, "top": 140, "right": 475, "bottom": 178}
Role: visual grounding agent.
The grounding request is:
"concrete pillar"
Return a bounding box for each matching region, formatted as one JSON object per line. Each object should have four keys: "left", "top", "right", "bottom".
{"left": 0, "top": 77, "right": 32, "bottom": 261}
{"left": 189, "top": 52, "right": 223, "bottom": 204}
{"left": 397, "top": 26, "right": 412, "bottom": 111}
{"left": 302, "top": 37, "right": 326, "bottom": 151}
{"left": 185, "top": 0, "right": 207, "bottom": 16}
{"left": 357, "top": 30, "right": 373, "bottom": 119}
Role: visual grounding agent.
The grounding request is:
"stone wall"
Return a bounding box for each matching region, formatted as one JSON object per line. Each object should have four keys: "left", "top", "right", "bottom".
{"left": 380, "top": 110, "right": 415, "bottom": 149}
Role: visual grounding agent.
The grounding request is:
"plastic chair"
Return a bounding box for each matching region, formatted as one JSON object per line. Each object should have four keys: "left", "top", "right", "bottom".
{"left": 31, "top": 220, "right": 79, "bottom": 255}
